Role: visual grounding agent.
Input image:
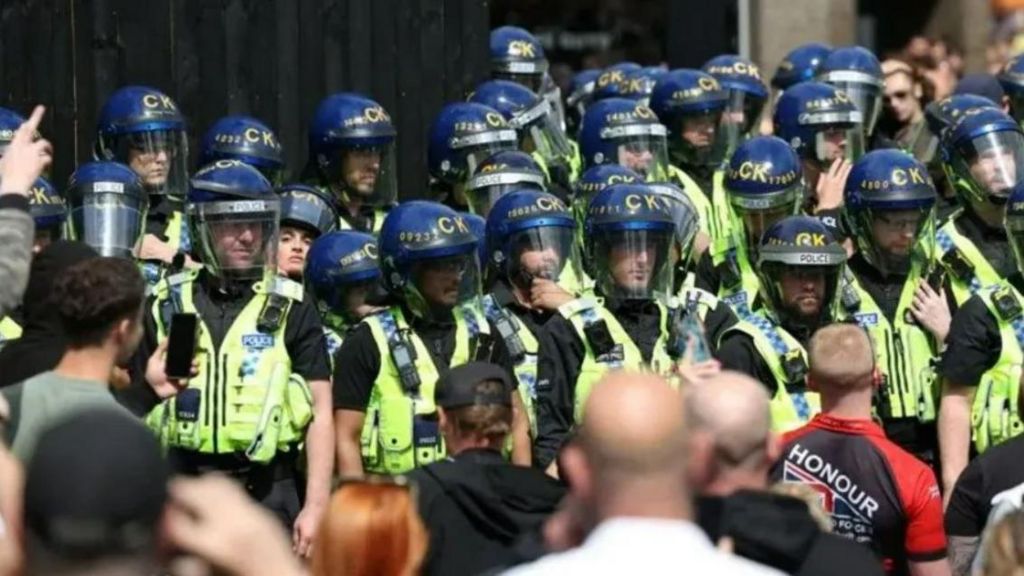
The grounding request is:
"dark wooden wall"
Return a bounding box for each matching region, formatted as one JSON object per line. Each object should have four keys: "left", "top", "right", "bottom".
{"left": 0, "top": 0, "right": 490, "bottom": 200}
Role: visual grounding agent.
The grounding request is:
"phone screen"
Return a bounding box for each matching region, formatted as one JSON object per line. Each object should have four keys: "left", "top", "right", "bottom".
{"left": 165, "top": 313, "right": 198, "bottom": 380}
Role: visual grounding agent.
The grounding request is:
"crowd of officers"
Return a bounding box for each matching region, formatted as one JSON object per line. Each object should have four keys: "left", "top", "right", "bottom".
{"left": 7, "top": 24, "right": 1024, "bottom": 574}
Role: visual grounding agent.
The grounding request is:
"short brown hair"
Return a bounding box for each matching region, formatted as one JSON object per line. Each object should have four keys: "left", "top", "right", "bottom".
{"left": 445, "top": 379, "right": 513, "bottom": 441}
{"left": 808, "top": 324, "right": 876, "bottom": 390}
{"left": 52, "top": 257, "right": 145, "bottom": 348}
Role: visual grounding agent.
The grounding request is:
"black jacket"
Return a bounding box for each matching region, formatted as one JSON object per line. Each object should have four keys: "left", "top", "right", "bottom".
{"left": 408, "top": 449, "right": 565, "bottom": 576}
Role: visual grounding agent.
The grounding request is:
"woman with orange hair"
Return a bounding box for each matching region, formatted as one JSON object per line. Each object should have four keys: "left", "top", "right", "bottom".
{"left": 312, "top": 479, "right": 428, "bottom": 576}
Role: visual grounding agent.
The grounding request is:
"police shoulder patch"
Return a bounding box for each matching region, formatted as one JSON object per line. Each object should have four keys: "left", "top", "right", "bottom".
{"left": 242, "top": 333, "right": 275, "bottom": 350}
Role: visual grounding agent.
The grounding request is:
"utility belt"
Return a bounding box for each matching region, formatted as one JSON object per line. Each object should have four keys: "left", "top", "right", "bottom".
{"left": 170, "top": 448, "right": 298, "bottom": 482}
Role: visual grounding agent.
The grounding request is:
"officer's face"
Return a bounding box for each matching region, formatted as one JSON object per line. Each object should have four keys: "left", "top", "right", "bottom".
{"left": 870, "top": 210, "right": 920, "bottom": 256}
{"left": 609, "top": 243, "right": 656, "bottom": 291}
{"left": 883, "top": 73, "right": 920, "bottom": 124}
{"left": 780, "top": 268, "right": 825, "bottom": 318}
{"left": 518, "top": 246, "right": 562, "bottom": 281}
{"left": 277, "top": 226, "right": 314, "bottom": 279}
{"left": 342, "top": 149, "right": 382, "bottom": 196}
{"left": 619, "top": 144, "right": 654, "bottom": 177}
{"left": 127, "top": 146, "right": 171, "bottom": 187}
{"left": 681, "top": 114, "right": 717, "bottom": 148}
{"left": 342, "top": 281, "right": 377, "bottom": 320}
{"left": 211, "top": 221, "right": 264, "bottom": 270}
{"left": 969, "top": 147, "right": 1017, "bottom": 193}
{"left": 818, "top": 126, "right": 847, "bottom": 162}
{"left": 413, "top": 256, "right": 467, "bottom": 307}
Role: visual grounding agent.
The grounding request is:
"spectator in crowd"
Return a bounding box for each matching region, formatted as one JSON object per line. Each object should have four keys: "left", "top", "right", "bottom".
{"left": 0, "top": 241, "right": 98, "bottom": 388}
{"left": 878, "top": 59, "right": 931, "bottom": 159}
{"left": 0, "top": 106, "right": 52, "bottom": 321}
{"left": 1, "top": 257, "right": 144, "bottom": 460}
{"left": 408, "top": 362, "right": 565, "bottom": 576}
{"left": 687, "top": 371, "right": 883, "bottom": 576}
{"left": 21, "top": 409, "right": 168, "bottom": 576}
{"left": 503, "top": 371, "right": 782, "bottom": 575}
{"left": 312, "top": 479, "right": 427, "bottom": 576}
{"left": 0, "top": 395, "right": 21, "bottom": 576}
{"left": 770, "top": 324, "right": 950, "bottom": 576}
{"left": 978, "top": 509, "right": 1024, "bottom": 576}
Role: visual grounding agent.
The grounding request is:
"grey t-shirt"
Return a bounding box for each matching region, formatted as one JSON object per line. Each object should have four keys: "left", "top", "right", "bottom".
{"left": 2, "top": 371, "right": 134, "bottom": 461}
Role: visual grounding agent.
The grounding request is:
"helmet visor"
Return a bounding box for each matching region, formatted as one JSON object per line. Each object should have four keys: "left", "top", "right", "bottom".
{"left": 611, "top": 133, "right": 671, "bottom": 180}
{"left": 858, "top": 207, "right": 935, "bottom": 275}
{"left": 462, "top": 141, "right": 518, "bottom": 181}
{"left": 190, "top": 199, "right": 280, "bottom": 280}
{"left": 70, "top": 193, "right": 148, "bottom": 259}
{"left": 336, "top": 143, "right": 398, "bottom": 207}
{"left": 721, "top": 91, "right": 767, "bottom": 153}
{"left": 542, "top": 79, "right": 568, "bottom": 132}
{"left": 813, "top": 124, "right": 865, "bottom": 166}
{"left": 112, "top": 130, "right": 189, "bottom": 199}
{"left": 410, "top": 252, "right": 482, "bottom": 312}
{"left": 592, "top": 228, "right": 674, "bottom": 299}
{"left": 732, "top": 190, "right": 802, "bottom": 249}
{"left": 1006, "top": 212, "right": 1024, "bottom": 274}
{"left": 760, "top": 262, "right": 843, "bottom": 327}
{"left": 952, "top": 130, "right": 1024, "bottom": 202}
{"left": 518, "top": 102, "right": 574, "bottom": 164}
{"left": 493, "top": 71, "right": 545, "bottom": 93}
{"left": 504, "top": 226, "right": 576, "bottom": 288}
{"left": 830, "top": 80, "right": 883, "bottom": 136}
{"left": 670, "top": 110, "right": 729, "bottom": 168}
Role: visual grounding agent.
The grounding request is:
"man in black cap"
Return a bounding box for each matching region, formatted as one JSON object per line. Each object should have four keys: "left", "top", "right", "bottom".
{"left": 953, "top": 73, "right": 1012, "bottom": 113}
{"left": 408, "top": 361, "right": 565, "bottom": 576}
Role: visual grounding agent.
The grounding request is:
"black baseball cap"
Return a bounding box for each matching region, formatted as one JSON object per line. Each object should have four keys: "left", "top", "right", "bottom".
{"left": 954, "top": 73, "right": 1006, "bottom": 104}
{"left": 435, "top": 362, "right": 514, "bottom": 409}
{"left": 24, "top": 409, "right": 169, "bottom": 559}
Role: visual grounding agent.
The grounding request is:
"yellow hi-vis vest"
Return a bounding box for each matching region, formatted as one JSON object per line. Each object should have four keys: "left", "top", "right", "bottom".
{"left": 359, "top": 305, "right": 490, "bottom": 474}
{"left": 482, "top": 294, "right": 540, "bottom": 438}
{"left": 138, "top": 210, "right": 189, "bottom": 288}
{"left": 669, "top": 165, "right": 716, "bottom": 240}
{"left": 0, "top": 316, "right": 22, "bottom": 345}
{"left": 936, "top": 216, "right": 1004, "bottom": 307}
{"left": 971, "top": 282, "right": 1024, "bottom": 452}
{"left": 145, "top": 270, "right": 314, "bottom": 463}
{"left": 337, "top": 208, "right": 387, "bottom": 234}
{"left": 709, "top": 235, "right": 761, "bottom": 317}
{"left": 722, "top": 312, "right": 820, "bottom": 432}
{"left": 840, "top": 266, "right": 940, "bottom": 423}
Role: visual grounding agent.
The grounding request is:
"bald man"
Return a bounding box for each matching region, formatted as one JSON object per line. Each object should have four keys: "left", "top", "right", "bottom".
{"left": 687, "top": 371, "right": 883, "bottom": 576}
{"left": 770, "top": 325, "right": 950, "bottom": 576}
{"left": 504, "top": 372, "right": 781, "bottom": 575}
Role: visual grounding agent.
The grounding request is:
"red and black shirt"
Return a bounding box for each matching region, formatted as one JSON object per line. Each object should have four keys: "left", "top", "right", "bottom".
{"left": 769, "top": 414, "right": 946, "bottom": 575}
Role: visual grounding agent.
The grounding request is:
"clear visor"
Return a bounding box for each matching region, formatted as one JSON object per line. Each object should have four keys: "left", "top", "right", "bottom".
{"left": 316, "top": 278, "right": 383, "bottom": 322}
{"left": 613, "top": 135, "right": 671, "bottom": 181}
{"left": 190, "top": 201, "right": 280, "bottom": 280}
{"left": 858, "top": 207, "right": 935, "bottom": 276}
{"left": 649, "top": 187, "right": 700, "bottom": 254}
{"left": 70, "top": 194, "right": 148, "bottom": 259}
{"left": 505, "top": 226, "right": 576, "bottom": 289}
{"left": 953, "top": 130, "right": 1024, "bottom": 201}
{"left": 832, "top": 81, "right": 882, "bottom": 135}
{"left": 466, "top": 180, "right": 544, "bottom": 217}
{"left": 721, "top": 91, "right": 766, "bottom": 154}
{"left": 813, "top": 124, "right": 865, "bottom": 166}
{"left": 463, "top": 141, "right": 518, "bottom": 181}
{"left": 409, "top": 253, "right": 482, "bottom": 316}
{"left": 761, "top": 262, "right": 843, "bottom": 327}
{"left": 671, "top": 111, "right": 729, "bottom": 168}
{"left": 733, "top": 194, "right": 801, "bottom": 250}
{"left": 493, "top": 71, "right": 545, "bottom": 93}
{"left": 335, "top": 144, "right": 398, "bottom": 207}
{"left": 1007, "top": 215, "right": 1024, "bottom": 273}
{"left": 592, "top": 228, "right": 674, "bottom": 300}
{"left": 518, "top": 104, "right": 574, "bottom": 164}
{"left": 112, "top": 130, "right": 189, "bottom": 199}
{"left": 542, "top": 81, "right": 568, "bottom": 133}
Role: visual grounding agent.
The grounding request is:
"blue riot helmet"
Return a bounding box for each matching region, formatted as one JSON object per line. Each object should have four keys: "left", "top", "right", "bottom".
{"left": 65, "top": 162, "right": 149, "bottom": 259}
{"left": 650, "top": 69, "right": 730, "bottom": 170}
{"left": 998, "top": 54, "right": 1024, "bottom": 125}
{"left": 774, "top": 81, "right": 865, "bottom": 169}
{"left": 428, "top": 102, "right": 518, "bottom": 188}
{"left": 591, "top": 63, "right": 643, "bottom": 102}
{"left": 584, "top": 183, "right": 677, "bottom": 299}
{"left": 378, "top": 201, "right": 481, "bottom": 319}
{"left": 0, "top": 107, "right": 27, "bottom": 157}
{"left": 646, "top": 181, "right": 701, "bottom": 270}
{"left": 468, "top": 80, "right": 573, "bottom": 173}
{"left": 593, "top": 67, "right": 661, "bottom": 104}
{"left": 490, "top": 26, "right": 548, "bottom": 92}
{"left": 756, "top": 215, "right": 847, "bottom": 328}
{"left": 308, "top": 93, "right": 397, "bottom": 208}
{"left": 188, "top": 160, "right": 279, "bottom": 280}
{"left": 724, "top": 136, "right": 804, "bottom": 252}
{"left": 817, "top": 46, "right": 884, "bottom": 137}
{"left": 305, "top": 231, "right": 382, "bottom": 322}
{"left": 465, "top": 150, "right": 546, "bottom": 217}
{"left": 771, "top": 43, "right": 832, "bottom": 92}
{"left": 95, "top": 86, "right": 189, "bottom": 199}
{"left": 200, "top": 116, "right": 285, "bottom": 186}
{"left": 486, "top": 190, "right": 576, "bottom": 292}
{"left": 703, "top": 55, "right": 769, "bottom": 152}
{"left": 27, "top": 177, "right": 66, "bottom": 250}
{"left": 844, "top": 150, "right": 937, "bottom": 276}
{"left": 926, "top": 94, "right": 998, "bottom": 140}
{"left": 573, "top": 164, "right": 642, "bottom": 218}
{"left": 462, "top": 211, "right": 488, "bottom": 281}
{"left": 942, "top": 107, "right": 1024, "bottom": 207}
{"left": 578, "top": 98, "right": 671, "bottom": 180}
{"left": 566, "top": 69, "right": 602, "bottom": 133}
{"left": 277, "top": 184, "right": 338, "bottom": 238}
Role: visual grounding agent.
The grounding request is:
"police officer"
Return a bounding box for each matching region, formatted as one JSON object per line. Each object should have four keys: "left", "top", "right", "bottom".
{"left": 702, "top": 54, "right": 769, "bottom": 156}
{"left": 773, "top": 81, "right": 865, "bottom": 234}
{"left": 141, "top": 160, "right": 333, "bottom": 554}
{"left": 307, "top": 93, "right": 397, "bottom": 234}
{"left": 939, "top": 182, "right": 1024, "bottom": 497}
{"left": 592, "top": 66, "right": 660, "bottom": 105}
{"left": 841, "top": 150, "right": 948, "bottom": 467}
{"left": 924, "top": 94, "right": 1000, "bottom": 219}
{"left": 571, "top": 164, "right": 642, "bottom": 254}
{"left": 936, "top": 108, "right": 1024, "bottom": 306}
{"left": 94, "top": 86, "right": 190, "bottom": 278}
{"left": 332, "top": 201, "right": 530, "bottom": 476}
{"left": 649, "top": 69, "right": 730, "bottom": 241}
{"left": 305, "top": 230, "right": 382, "bottom": 365}
{"left": 578, "top": 97, "right": 671, "bottom": 183}
{"left": 533, "top": 183, "right": 725, "bottom": 471}
{"left": 771, "top": 43, "right": 832, "bottom": 95}
{"left": 27, "top": 176, "right": 65, "bottom": 254}
{"left": 65, "top": 162, "right": 149, "bottom": 259}
{"left": 566, "top": 69, "right": 602, "bottom": 135}
{"left": 276, "top": 184, "right": 338, "bottom": 281}
{"left": 200, "top": 115, "right": 286, "bottom": 186}
{"left": 817, "top": 46, "right": 888, "bottom": 149}
{"left": 428, "top": 102, "right": 519, "bottom": 213}
{"left": 464, "top": 150, "right": 547, "bottom": 217}
{"left": 717, "top": 216, "right": 846, "bottom": 432}
{"left": 469, "top": 80, "right": 577, "bottom": 198}
{"left": 696, "top": 136, "right": 805, "bottom": 316}
{"left": 997, "top": 53, "right": 1024, "bottom": 126}
{"left": 490, "top": 26, "right": 548, "bottom": 95}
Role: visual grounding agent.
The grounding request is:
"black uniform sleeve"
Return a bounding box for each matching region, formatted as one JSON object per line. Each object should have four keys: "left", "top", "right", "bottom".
{"left": 483, "top": 320, "right": 517, "bottom": 382}
{"left": 284, "top": 298, "right": 331, "bottom": 382}
{"left": 703, "top": 300, "right": 739, "bottom": 352}
{"left": 695, "top": 251, "right": 721, "bottom": 294}
{"left": 332, "top": 323, "right": 381, "bottom": 412}
{"left": 944, "top": 458, "right": 987, "bottom": 537}
{"left": 716, "top": 331, "right": 776, "bottom": 394}
{"left": 117, "top": 298, "right": 162, "bottom": 417}
{"left": 533, "top": 314, "right": 585, "bottom": 469}
{"left": 938, "top": 295, "right": 1002, "bottom": 388}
